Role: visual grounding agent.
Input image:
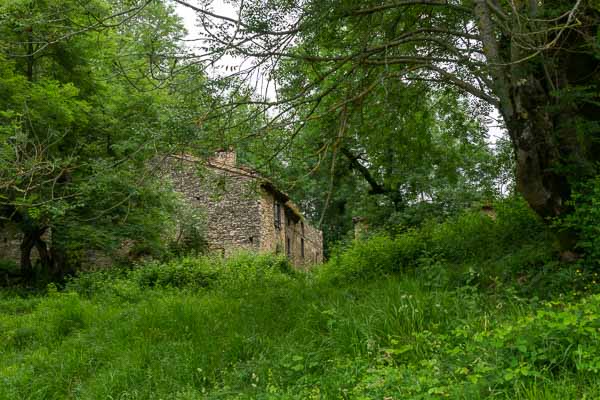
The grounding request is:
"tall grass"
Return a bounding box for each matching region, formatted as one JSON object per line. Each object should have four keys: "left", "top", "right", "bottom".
{"left": 1, "top": 198, "right": 599, "bottom": 399}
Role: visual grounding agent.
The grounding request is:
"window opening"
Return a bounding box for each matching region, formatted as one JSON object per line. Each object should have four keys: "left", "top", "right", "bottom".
{"left": 274, "top": 203, "right": 281, "bottom": 229}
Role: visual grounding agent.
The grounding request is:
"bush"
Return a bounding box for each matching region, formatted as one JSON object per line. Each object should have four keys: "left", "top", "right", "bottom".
{"left": 0, "top": 212, "right": 597, "bottom": 399}
{"left": 558, "top": 176, "right": 600, "bottom": 268}
{"left": 319, "top": 196, "right": 552, "bottom": 286}
{"left": 66, "top": 252, "right": 295, "bottom": 297}
{"left": 428, "top": 211, "right": 498, "bottom": 262}
{"left": 129, "top": 257, "right": 220, "bottom": 289}
{"left": 0, "top": 259, "right": 18, "bottom": 274}
{"left": 345, "top": 293, "right": 600, "bottom": 398}
{"left": 320, "top": 232, "right": 425, "bottom": 283}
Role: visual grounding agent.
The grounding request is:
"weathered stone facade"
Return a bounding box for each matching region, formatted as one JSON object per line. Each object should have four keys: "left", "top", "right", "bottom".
{"left": 0, "top": 151, "right": 324, "bottom": 270}
{"left": 0, "top": 225, "right": 23, "bottom": 266}
{"left": 164, "top": 151, "right": 323, "bottom": 267}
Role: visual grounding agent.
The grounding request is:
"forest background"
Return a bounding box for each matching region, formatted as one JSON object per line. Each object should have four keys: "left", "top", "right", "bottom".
{"left": 0, "top": 0, "right": 533, "bottom": 277}
{"left": 2, "top": 1, "right": 600, "bottom": 398}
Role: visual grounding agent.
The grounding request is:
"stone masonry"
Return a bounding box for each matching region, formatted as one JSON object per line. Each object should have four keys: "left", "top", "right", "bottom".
{"left": 163, "top": 151, "right": 323, "bottom": 267}
{"left": 0, "top": 151, "right": 324, "bottom": 270}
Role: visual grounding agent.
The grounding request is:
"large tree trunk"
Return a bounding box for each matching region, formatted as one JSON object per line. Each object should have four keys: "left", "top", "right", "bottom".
{"left": 19, "top": 228, "right": 52, "bottom": 281}
{"left": 19, "top": 232, "right": 36, "bottom": 280}
{"left": 34, "top": 235, "right": 56, "bottom": 275}
{"left": 474, "top": 0, "right": 598, "bottom": 220}
{"left": 50, "top": 246, "right": 66, "bottom": 280}
{"left": 19, "top": 226, "right": 76, "bottom": 281}
{"left": 504, "top": 81, "right": 570, "bottom": 218}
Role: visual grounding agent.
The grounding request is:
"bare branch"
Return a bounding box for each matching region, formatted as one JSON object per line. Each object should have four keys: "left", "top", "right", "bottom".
{"left": 349, "top": 0, "right": 471, "bottom": 16}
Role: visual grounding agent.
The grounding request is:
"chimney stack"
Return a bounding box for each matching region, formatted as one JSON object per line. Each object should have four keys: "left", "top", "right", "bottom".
{"left": 211, "top": 148, "right": 236, "bottom": 167}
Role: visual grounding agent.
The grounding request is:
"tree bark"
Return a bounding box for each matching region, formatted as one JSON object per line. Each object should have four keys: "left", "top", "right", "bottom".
{"left": 19, "top": 232, "right": 36, "bottom": 280}
{"left": 473, "top": 0, "right": 596, "bottom": 219}
{"left": 50, "top": 245, "right": 76, "bottom": 280}
{"left": 34, "top": 235, "right": 53, "bottom": 273}
{"left": 505, "top": 102, "right": 567, "bottom": 218}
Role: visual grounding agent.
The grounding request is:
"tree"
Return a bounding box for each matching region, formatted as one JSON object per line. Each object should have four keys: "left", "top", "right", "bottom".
{"left": 263, "top": 82, "right": 503, "bottom": 251}
{"left": 0, "top": 0, "right": 192, "bottom": 279}
{"left": 176, "top": 0, "right": 600, "bottom": 221}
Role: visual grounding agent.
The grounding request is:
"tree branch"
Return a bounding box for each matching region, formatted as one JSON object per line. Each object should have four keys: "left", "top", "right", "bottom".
{"left": 340, "top": 147, "right": 388, "bottom": 195}
{"left": 349, "top": 0, "right": 471, "bottom": 16}
{"left": 428, "top": 65, "right": 500, "bottom": 107}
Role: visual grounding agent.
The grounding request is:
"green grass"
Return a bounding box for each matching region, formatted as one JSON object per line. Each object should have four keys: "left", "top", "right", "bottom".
{"left": 1, "top": 200, "right": 600, "bottom": 399}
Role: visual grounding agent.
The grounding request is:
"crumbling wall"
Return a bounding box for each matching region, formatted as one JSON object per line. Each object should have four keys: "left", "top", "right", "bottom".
{"left": 258, "top": 189, "right": 323, "bottom": 267}
{"left": 258, "top": 191, "right": 283, "bottom": 254}
{"left": 164, "top": 156, "right": 262, "bottom": 256}
{"left": 0, "top": 224, "right": 23, "bottom": 266}
{"left": 303, "top": 222, "right": 323, "bottom": 265}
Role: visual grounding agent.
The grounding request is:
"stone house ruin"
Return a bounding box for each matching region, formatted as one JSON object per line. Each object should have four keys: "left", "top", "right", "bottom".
{"left": 164, "top": 151, "right": 323, "bottom": 267}
{"left": 0, "top": 151, "right": 323, "bottom": 271}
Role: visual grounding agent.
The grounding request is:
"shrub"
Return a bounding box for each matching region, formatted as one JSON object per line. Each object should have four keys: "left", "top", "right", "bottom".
{"left": 428, "top": 211, "right": 498, "bottom": 262}
{"left": 558, "top": 176, "right": 600, "bottom": 268}
{"left": 320, "top": 232, "right": 425, "bottom": 283}
{"left": 129, "top": 257, "right": 220, "bottom": 289}
{"left": 319, "top": 196, "right": 551, "bottom": 286}
{"left": 66, "top": 252, "right": 295, "bottom": 298}
{"left": 428, "top": 196, "right": 546, "bottom": 264}
{"left": 347, "top": 293, "right": 600, "bottom": 398}
{"left": 167, "top": 207, "right": 209, "bottom": 257}
{"left": 0, "top": 259, "right": 18, "bottom": 274}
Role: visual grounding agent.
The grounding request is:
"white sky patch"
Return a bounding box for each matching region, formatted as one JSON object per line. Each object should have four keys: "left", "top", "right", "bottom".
{"left": 172, "top": 0, "right": 278, "bottom": 100}
{"left": 175, "top": 0, "right": 236, "bottom": 43}
{"left": 487, "top": 109, "right": 507, "bottom": 147}
{"left": 174, "top": 1, "right": 239, "bottom": 73}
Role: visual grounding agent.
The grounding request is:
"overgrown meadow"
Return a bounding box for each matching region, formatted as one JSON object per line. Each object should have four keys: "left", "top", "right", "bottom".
{"left": 1, "top": 198, "right": 600, "bottom": 399}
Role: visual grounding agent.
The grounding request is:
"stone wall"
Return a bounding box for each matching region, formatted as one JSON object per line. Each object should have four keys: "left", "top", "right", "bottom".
{"left": 0, "top": 224, "right": 24, "bottom": 266}
{"left": 303, "top": 222, "right": 324, "bottom": 265}
{"left": 164, "top": 155, "right": 263, "bottom": 256}
{"left": 0, "top": 225, "right": 113, "bottom": 270}
{"left": 258, "top": 191, "right": 281, "bottom": 254}
{"left": 258, "top": 188, "right": 323, "bottom": 267}
{"left": 1, "top": 153, "right": 324, "bottom": 270}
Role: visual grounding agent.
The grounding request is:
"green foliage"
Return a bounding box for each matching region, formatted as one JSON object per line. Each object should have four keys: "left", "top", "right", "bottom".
{"left": 343, "top": 294, "right": 600, "bottom": 399}
{"left": 167, "top": 206, "right": 208, "bottom": 257}
{"left": 1, "top": 250, "right": 598, "bottom": 398}
{"left": 67, "top": 252, "right": 294, "bottom": 296}
{"left": 0, "top": 259, "right": 18, "bottom": 274}
{"left": 268, "top": 85, "right": 508, "bottom": 253}
{"left": 322, "top": 197, "right": 553, "bottom": 288}
{"left": 322, "top": 232, "right": 423, "bottom": 283}
{"left": 0, "top": 0, "right": 216, "bottom": 276}
{"left": 1, "top": 207, "right": 599, "bottom": 399}
{"left": 558, "top": 176, "right": 600, "bottom": 268}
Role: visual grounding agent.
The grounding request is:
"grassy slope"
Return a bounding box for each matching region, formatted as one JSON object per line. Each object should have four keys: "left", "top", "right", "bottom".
{"left": 1, "top": 200, "right": 600, "bottom": 399}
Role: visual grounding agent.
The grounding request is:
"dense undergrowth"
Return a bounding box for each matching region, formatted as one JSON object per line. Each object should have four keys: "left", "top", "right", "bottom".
{"left": 2, "top": 198, "right": 600, "bottom": 399}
